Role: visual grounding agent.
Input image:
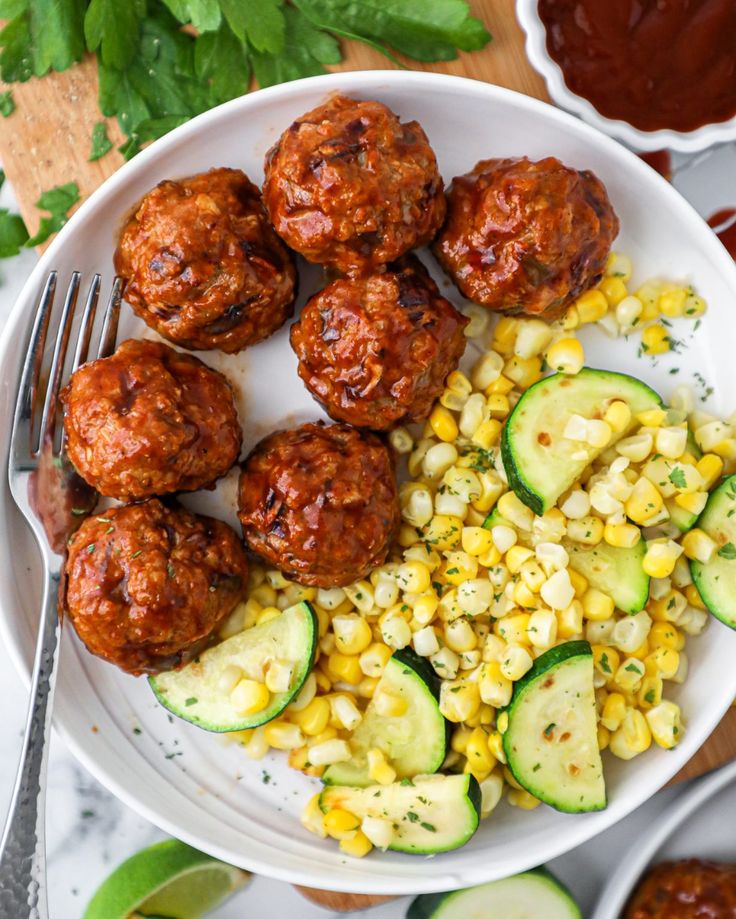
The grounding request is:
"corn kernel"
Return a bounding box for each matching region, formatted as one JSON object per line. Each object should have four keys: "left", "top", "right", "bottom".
{"left": 526, "top": 609, "right": 558, "bottom": 650}
{"left": 685, "top": 583, "right": 706, "bottom": 610}
{"left": 638, "top": 675, "right": 663, "bottom": 709}
{"left": 609, "top": 709, "right": 652, "bottom": 760}
{"left": 646, "top": 647, "right": 680, "bottom": 680}
{"left": 674, "top": 492, "right": 707, "bottom": 516}
{"left": 487, "top": 394, "right": 511, "bottom": 417}
{"left": 642, "top": 541, "right": 682, "bottom": 578}
{"left": 613, "top": 657, "right": 645, "bottom": 692}
{"left": 604, "top": 522, "right": 642, "bottom": 548}
{"left": 466, "top": 727, "right": 495, "bottom": 775}
{"left": 496, "top": 613, "right": 532, "bottom": 645}
{"left": 508, "top": 788, "right": 542, "bottom": 810}
{"left": 324, "top": 808, "right": 361, "bottom": 839}
{"left": 422, "top": 515, "right": 463, "bottom": 551}
{"left": 263, "top": 722, "right": 305, "bottom": 750}
{"left": 650, "top": 590, "right": 687, "bottom": 623}
{"left": 291, "top": 696, "right": 331, "bottom": 736}
{"left": 440, "top": 679, "right": 481, "bottom": 722}
{"left": 333, "top": 615, "right": 373, "bottom": 656}
{"left": 327, "top": 652, "right": 364, "bottom": 686}
{"left": 576, "top": 289, "right": 608, "bottom": 324}
{"left": 681, "top": 528, "right": 717, "bottom": 564}
{"left": 646, "top": 701, "right": 683, "bottom": 749}
{"left": 487, "top": 731, "right": 506, "bottom": 764}
{"left": 338, "top": 831, "right": 373, "bottom": 858}
{"left": 625, "top": 477, "right": 664, "bottom": 525}
{"left": 649, "top": 621, "right": 685, "bottom": 651}
{"left": 461, "top": 526, "right": 494, "bottom": 558}
{"left": 641, "top": 324, "right": 670, "bottom": 355}
{"left": 599, "top": 276, "right": 628, "bottom": 306}
{"left": 472, "top": 418, "right": 503, "bottom": 450}
{"left": 256, "top": 606, "right": 282, "bottom": 626}
{"left": 429, "top": 405, "right": 459, "bottom": 443}
{"left": 696, "top": 454, "right": 724, "bottom": 490}
{"left": 601, "top": 692, "right": 627, "bottom": 731}
{"left": 658, "top": 287, "right": 687, "bottom": 317}
{"left": 557, "top": 600, "right": 584, "bottom": 638}
{"left": 567, "top": 516, "right": 604, "bottom": 545}
{"left": 546, "top": 337, "right": 584, "bottom": 375}
{"left": 230, "top": 679, "right": 270, "bottom": 716}
{"left": 593, "top": 645, "right": 620, "bottom": 683}
{"left": 367, "top": 748, "right": 397, "bottom": 785}
{"left": 373, "top": 691, "right": 408, "bottom": 718}
{"left": 479, "top": 661, "right": 512, "bottom": 708}
{"left": 504, "top": 355, "right": 543, "bottom": 390}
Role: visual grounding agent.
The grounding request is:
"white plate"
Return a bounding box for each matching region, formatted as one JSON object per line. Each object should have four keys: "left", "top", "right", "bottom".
{"left": 2, "top": 71, "right": 736, "bottom": 895}
{"left": 592, "top": 759, "right": 736, "bottom": 919}
{"left": 516, "top": 0, "right": 736, "bottom": 153}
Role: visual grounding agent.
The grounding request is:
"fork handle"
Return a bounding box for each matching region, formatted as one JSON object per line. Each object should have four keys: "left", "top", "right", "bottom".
{"left": 0, "top": 571, "right": 62, "bottom": 918}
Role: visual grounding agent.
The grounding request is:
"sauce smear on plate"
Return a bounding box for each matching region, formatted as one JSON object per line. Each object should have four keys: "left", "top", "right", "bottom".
{"left": 538, "top": 0, "right": 736, "bottom": 132}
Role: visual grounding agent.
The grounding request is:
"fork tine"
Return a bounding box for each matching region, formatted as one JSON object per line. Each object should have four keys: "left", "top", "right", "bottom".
{"left": 10, "top": 272, "right": 57, "bottom": 456}
{"left": 69, "top": 274, "right": 101, "bottom": 373}
{"left": 37, "top": 272, "right": 80, "bottom": 455}
{"left": 97, "top": 277, "right": 123, "bottom": 359}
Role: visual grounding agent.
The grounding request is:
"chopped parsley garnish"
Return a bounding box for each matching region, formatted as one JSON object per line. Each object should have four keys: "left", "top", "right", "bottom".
{"left": 668, "top": 467, "right": 687, "bottom": 489}
{"left": 718, "top": 542, "right": 736, "bottom": 560}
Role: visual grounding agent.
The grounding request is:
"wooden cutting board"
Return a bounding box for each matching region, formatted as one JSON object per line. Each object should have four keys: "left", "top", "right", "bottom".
{"left": 0, "top": 0, "right": 733, "bottom": 908}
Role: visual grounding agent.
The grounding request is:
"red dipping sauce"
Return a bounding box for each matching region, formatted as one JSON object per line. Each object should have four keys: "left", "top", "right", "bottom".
{"left": 537, "top": 0, "right": 736, "bottom": 133}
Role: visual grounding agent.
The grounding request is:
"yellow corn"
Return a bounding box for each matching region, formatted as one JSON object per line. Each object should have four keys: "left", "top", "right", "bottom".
{"left": 638, "top": 675, "right": 663, "bottom": 709}
{"left": 646, "top": 701, "right": 683, "bottom": 749}
{"left": 256, "top": 606, "right": 282, "bottom": 626}
{"left": 487, "top": 394, "right": 511, "bottom": 417}
{"left": 440, "top": 679, "right": 481, "bottom": 723}
{"left": 429, "top": 405, "right": 459, "bottom": 443}
{"left": 674, "top": 492, "right": 708, "bottom": 515}
{"left": 685, "top": 584, "right": 706, "bottom": 610}
{"left": 604, "top": 400, "right": 632, "bottom": 433}
{"left": 641, "top": 324, "right": 670, "bottom": 355}
{"left": 339, "top": 831, "right": 373, "bottom": 858}
{"left": 562, "top": 305, "right": 580, "bottom": 330}
{"left": 642, "top": 542, "right": 681, "bottom": 578}
{"left": 658, "top": 287, "right": 687, "bottom": 317}
{"left": 472, "top": 419, "right": 503, "bottom": 450}
{"left": 327, "top": 652, "right": 363, "bottom": 686}
{"left": 324, "top": 808, "right": 361, "bottom": 839}
{"left": 546, "top": 337, "right": 584, "bottom": 375}
{"left": 461, "top": 526, "right": 494, "bottom": 558}
{"left": 599, "top": 276, "right": 628, "bottom": 306}
{"left": 646, "top": 647, "right": 680, "bottom": 680}
{"left": 367, "top": 748, "right": 397, "bottom": 786}
{"left": 604, "top": 522, "right": 642, "bottom": 548}
{"left": 301, "top": 793, "right": 327, "bottom": 838}
{"left": 696, "top": 453, "right": 724, "bottom": 490}
{"left": 649, "top": 622, "right": 685, "bottom": 651}
{"left": 422, "top": 515, "right": 463, "bottom": 551}
{"left": 583, "top": 588, "right": 615, "bottom": 621}
{"left": 451, "top": 726, "right": 473, "bottom": 754}
{"left": 487, "top": 731, "right": 506, "bottom": 764}
{"left": 479, "top": 661, "right": 513, "bottom": 708}
{"left": 263, "top": 722, "right": 304, "bottom": 750}
{"left": 557, "top": 600, "right": 584, "bottom": 638}
{"left": 496, "top": 613, "right": 531, "bottom": 645}
{"left": 508, "top": 788, "right": 542, "bottom": 810}
{"left": 613, "top": 657, "right": 645, "bottom": 692}
{"left": 681, "top": 528, "right": 717, "bottom": 564}
{"left": 601, "top": 692, "right": 627, "bottom": 731}
{"left": 485, "top": 374, "right": 515, "bottom": 396}
{"left": 230, "top": 679, "right": 270, "bottom": 716}
{"left": 609, "top": 709, "right": 652, "bottom": 760}
{"left": 505, "top": 545, "right": 535, "bottom": 573}
{"left": 598, "top": 724, "right": 610, "bottom": 750}
{"left": 566, "top": 516, "right": 604, "bottom": 545}
{"left": 504, "top": 355, "right": 543, "bottom": 390}
{"left": 373, "top": 691, "right": 408, "bottom": 718}
{"left": 649, "top": 589, "right": 686, "bottom": 623}
{"left": 567, "top": 569, "right": 588, "bottom": 597}
{"left": 576, "top": 289, "right": 608, "bottom": 324}
{"left": 333, "top": 615, "right": 373, "bottom": 656}
{"left": 625, "top": 478, "right": 664, "bottom": 525}
{"left": 466, "top": 727, "right": 495, "bottom": 776}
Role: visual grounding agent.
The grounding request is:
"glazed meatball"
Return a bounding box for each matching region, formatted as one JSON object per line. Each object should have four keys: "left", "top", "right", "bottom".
{"left": 62, "top": 339, "right": 242, "bottom": 500}
{"left": 114, "top": 168, "right": 297, "bottom": 352}
{"left": 263, "top": 95, "right": 446, "bottom": 275}
{"left": 238, "top": 423, "right": 398, "bottom": 587}
{"left": 433, "top": 156, "right": 619, "bottom": 319}
{"left": 64, "top": 500, "right": 248, "bottom": 675}
{"left": 290, "top": 257, "right": 468, "bottom": 429}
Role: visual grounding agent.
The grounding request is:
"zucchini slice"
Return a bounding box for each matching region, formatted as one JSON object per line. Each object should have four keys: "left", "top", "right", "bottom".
{"left": 691, "top": 475, "right": 736, "bottom": 629}
{"left": 149, "top": 601, "right": 317, "bottom": 732}
{"left": 503, "top": 640, "right": 606, "bottom": 813}
{"left": 666, "top": 497, "right": 698, "bottom": 534}
{"left": 323, "top": 648, "right": 447, "bottom": 786}
{"left": 565, "top": 539, "right": 649, "bottom": 614}
{"left": 501, "top": 368, "right": 662, "bottom": 515}
{"left": 407, "top": 867, "right": 581, "bottom": 919}
{"left": 319, "top": 774, "right": 481, "bottom": 855}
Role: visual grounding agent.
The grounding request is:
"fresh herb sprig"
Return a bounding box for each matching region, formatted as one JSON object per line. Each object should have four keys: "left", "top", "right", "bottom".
{"left": 0, "top": 0, "right": 491, "bottom": 160}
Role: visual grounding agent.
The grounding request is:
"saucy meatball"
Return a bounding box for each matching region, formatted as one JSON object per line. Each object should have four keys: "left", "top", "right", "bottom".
{"left": 65, "top": 500, "right": 248, "bottom": 675}
{"left": 62, "top": 339, "right": 242, "bottom": 501}
{"left": 290, "top": 257, "right": 468, "bottom": 429}
{"left": 263, "top": 95, "right": 446, "bottom": 275}
{"left": 238, "top": 422, "right": 398, "bottom": 587}
{"left": 114, "top": 168, "right": 296, "bottom": 352}
{"left": 433, "top": 156, "right": 619, "bottom": 319}
{"left": 625, "top": 859, "right": 736, "bottom": 918}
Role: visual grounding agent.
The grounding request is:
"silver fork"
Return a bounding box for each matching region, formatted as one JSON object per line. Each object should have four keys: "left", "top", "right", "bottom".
{"left": 0, "top": 272, "right": 122, "bottom": 918}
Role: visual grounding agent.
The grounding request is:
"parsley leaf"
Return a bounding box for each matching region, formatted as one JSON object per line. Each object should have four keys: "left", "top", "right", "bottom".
{"left": 221, "top": 0, "right": 285, "bottom": 53}
{"left": 668, "top": 467, "right": 687, "bottom": 490}
{"left": 718, "top": 542, "right": 736, "bottom": 560}
{"left": 194, "top": 20, "right": 251, "bottom": 105}
{"left": 88, "top": 120, "right": 113, "bottom": 161}
{"left": 294, "top": 0, "right": 490, "bottom": 63}
{"left": 84, "top": 0, "right": 145, "bottom": 69}
{"left": 0, "top": 90, "right": 15, "bottom": 116}
{"left": 0, "top": 208, "right": 29, "bottom": 257}
{"left": 25, "top": 181, "right": 80, "bottom": 247}
{"left": 0, "top": 0, "right": 85, "bottom": 81}
{"left": 251, "top": 5, "right": 340, "bottom": 87}
{"left": 162, "top": 0, "right": 222, "bottom": 31}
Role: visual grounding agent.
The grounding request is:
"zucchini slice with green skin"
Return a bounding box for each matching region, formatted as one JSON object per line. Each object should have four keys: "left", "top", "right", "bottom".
{"left": 503, "top": 640, "right": 606, "bottom": 813}
{"left": 323, "top": 648, "right": 448, "bottom": 786}
{"left": 407, "top": 867, "right": 581, "bottom": 919}
{"left": 691, "top": 475, "right": 736, "bottom": 629}
{"left": 319, "top": 774, "right": 481, "bottom": 855}
{"left": 149, "top": 602, "right": 317, "bottom": 732}
{"left": 501, "top": 368, "right": 662, "bottom": 515}
{"left": 565, "top": 539, "right": 649, "bottom": 614}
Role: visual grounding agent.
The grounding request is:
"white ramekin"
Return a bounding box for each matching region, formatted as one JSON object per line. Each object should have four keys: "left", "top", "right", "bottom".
{"left": 516, "top": 0, "right": 736, "bottom": 153}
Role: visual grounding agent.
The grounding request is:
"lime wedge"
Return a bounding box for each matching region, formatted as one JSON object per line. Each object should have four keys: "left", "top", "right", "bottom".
{"left": 83, "top": 839, "right": 250, "bottom": 919}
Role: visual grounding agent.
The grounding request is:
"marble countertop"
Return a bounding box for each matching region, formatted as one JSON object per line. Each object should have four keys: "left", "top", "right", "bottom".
{"left": 1, "top": 145, "right": 735, "bottom": 919}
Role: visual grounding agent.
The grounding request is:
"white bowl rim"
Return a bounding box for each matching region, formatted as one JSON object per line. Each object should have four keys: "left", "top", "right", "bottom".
{"left": 591, "top": 759, "right": 736, "bottom": 919}
{"left": 2, "top": 70, "right": 736, "bottom": 894}
{"left": 515, "top": 0, "right": 736, "bottom": 154}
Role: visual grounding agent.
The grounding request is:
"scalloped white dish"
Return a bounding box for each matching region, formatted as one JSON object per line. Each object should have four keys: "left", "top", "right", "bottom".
{"left": 516, "top": 0, "right": 736, "bottom": 153}
{"left": 2, "top": 71, "right": 736, "bottom": 895}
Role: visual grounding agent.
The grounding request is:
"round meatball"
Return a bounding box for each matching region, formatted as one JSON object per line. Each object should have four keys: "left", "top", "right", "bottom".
{"left": 263, "top": 95, "right": 446, "bottom": 275}
{"left": 64, "top": 499, "right": 248, "bottom": 675}
{"left": 433, "top": 156, "right": 619, "bottom": 319}
{"left": 238, "top": 423, "right": 398, "bottom": 587}
{"left": 62, "top": 339, "right": 242, "bottom": 500}
{"left": 114, "top": 168, "right": 297, "bottom": 352}
{"left": 290, "top": 257, "right": 468, "bottom": 429}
